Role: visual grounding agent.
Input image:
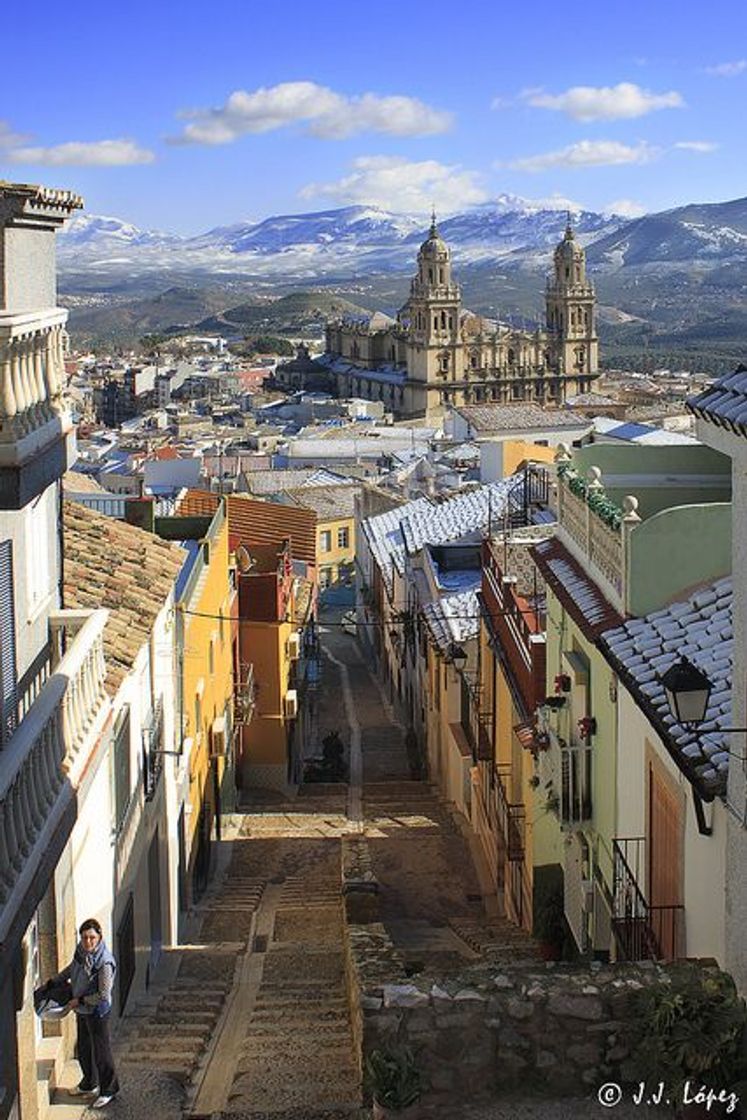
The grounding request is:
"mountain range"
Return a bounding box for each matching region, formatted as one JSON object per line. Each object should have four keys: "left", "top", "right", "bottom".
{"left": 59, "top": 195, "right": 747, "bottom": 371}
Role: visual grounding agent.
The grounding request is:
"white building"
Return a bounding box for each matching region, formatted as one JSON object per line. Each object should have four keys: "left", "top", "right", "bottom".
{"left": 0, "top": 182, "right": 113, "bottom": 1120}
{"left": 688, "top": 369, "right": 747, "bottom": 993}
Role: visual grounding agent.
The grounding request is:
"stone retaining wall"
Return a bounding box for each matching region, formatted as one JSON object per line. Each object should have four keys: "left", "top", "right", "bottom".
{"left": 348, "top": 921, "right": 720, "bottom": 1101}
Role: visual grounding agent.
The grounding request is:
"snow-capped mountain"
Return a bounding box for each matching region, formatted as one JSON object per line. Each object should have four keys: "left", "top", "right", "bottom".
{"left": 188, "top": 206, "right": 423, "bottom": 255}
{"left": 62, "top": 214, "right": 180, "bottom": 250}
{"left": 58, "top": 199, "right": 624, "bottom": 279}
{"left": 57, "top": 195, "right": 747, "bottom": 285}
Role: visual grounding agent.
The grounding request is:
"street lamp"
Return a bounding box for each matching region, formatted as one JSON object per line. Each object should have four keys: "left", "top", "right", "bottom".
{"left": 660, "top": 656, "right": 713, "bottom": 727}
{"left": 449, "top": 643, "right": 468, "bottom": 672}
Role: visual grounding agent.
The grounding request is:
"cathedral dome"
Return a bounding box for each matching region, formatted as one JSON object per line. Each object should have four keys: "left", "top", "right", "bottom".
{"left": 419, "top": 213, "right": 450, "bottom": 259}
{"left": 555, "top": 219, "right": 584, "bottom": 262}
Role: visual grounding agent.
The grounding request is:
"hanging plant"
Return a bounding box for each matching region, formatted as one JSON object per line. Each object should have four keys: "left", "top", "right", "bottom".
{"left": 554, "top": 673, "right": 571, "bottom": 694}
{"left": 577, "top": 716, "right": 597, "bottom": 742}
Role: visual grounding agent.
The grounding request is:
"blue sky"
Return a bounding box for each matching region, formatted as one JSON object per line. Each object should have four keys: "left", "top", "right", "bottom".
{"left": 1, "top": 0, "right": 745, "bottom": 232}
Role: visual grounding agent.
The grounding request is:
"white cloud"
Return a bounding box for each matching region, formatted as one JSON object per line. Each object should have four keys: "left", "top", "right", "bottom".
{"left": 8, "top": 139, "right": 155, "bottom": 166}
{"left": 520, "top": 81, "right": 684, "bottom": 121}
{"left": 171, "top": 81, "right": 452, "bottom": 144}
{"left": 604, "top": 199, "right": 647, "bottom": 218}
{"left": 300, "top": 155, "right": 487, "bottom": 214}
{"left": 0, "top": 120, "right": 29, "bottom": 149}
{"left": 674, "top": 140, "right": 719, "bottom": 152}
{"left": 704, "top": 60, "right": 746, "bottom": 77}
{"left": 510, "top": 140, "right": 659, "bottom": 173}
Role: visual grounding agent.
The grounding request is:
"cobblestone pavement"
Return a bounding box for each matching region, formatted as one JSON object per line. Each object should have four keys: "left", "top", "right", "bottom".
{"left": 49, "top": 610, "right": 653, "bottom": 1119}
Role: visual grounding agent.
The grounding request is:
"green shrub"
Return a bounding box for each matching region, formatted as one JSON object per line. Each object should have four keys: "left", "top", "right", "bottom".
{"left": 627, "top": 965, "right": 747, "bottom": 1101}
{"left": 364, "top": 1047, "right": 421, "bottom": 1111}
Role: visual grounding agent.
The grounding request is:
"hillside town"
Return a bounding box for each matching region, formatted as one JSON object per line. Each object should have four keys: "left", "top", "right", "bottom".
{"left": 2, "top": 175, "right": 747, "bottom": 1120}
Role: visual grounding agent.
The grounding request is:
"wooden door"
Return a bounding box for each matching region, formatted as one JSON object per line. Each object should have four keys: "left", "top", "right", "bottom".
{"left": 648, "top": 759, "right": 683, "bottom": 957}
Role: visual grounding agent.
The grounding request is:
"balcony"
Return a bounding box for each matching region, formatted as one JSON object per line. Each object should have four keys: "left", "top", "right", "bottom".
{"left": 143, "top": 699, "right": 164, "bottom": 801}
{"left": 495, "top": 765, "right": 531, "bottom": 929}
{"left": 612, "top": 837, "right": 684, "bottom": 961}
{"left": 234, "top": 663, "right": 256, "bottom": 724}
{"left": 480, "top": 541, "right": 546, "bottom": 713}
{"left": 0, "top": 608, "right": 109, "bottom": 945}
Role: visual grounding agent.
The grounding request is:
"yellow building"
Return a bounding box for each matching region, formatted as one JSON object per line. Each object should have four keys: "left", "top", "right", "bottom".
{"left": 475, "top": 536, "right": 550, "bottom": 932}
{"left": 175, "top": 490, "right": 318, "bottom": 793}
{"left": 281, "top": 485, "right": 357, "bottom": 594}
{"left": 172, "top": 501, "right": 235, "bottom": 902}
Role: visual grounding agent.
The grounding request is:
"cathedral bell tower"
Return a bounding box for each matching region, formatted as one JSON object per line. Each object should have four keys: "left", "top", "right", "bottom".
{"left": 545, "top": 216, "right": 599, "bottom": 391}
{"left": 404, "top": 213, "right": 462, "bottom": 388}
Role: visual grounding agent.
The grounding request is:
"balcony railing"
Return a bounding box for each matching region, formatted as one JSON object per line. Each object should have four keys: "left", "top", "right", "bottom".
{"left": 495, "top": 765, "right": 530, "bottom": 930}
{"left": 0, "top": 609, "right": 108, "bottom": 938}
{"left": 143, "top": 699, "right": 164, "bottom": 801}
{"left": 612, "top": 837, "right": 684, "bottom": 961}
{"left": 0, "top": 312, "right": 70, "bottom": 452}
{"left": 234, "top": 663, "right": 256, "bottom": 723}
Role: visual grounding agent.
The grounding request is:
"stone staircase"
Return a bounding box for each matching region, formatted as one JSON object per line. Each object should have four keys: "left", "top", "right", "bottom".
{"left": 223, "top": 845, "right": 361, "bottom": 1118}
{"left": 114, "top": 868, "right": 267, "bottom": 1085}
{"left": 448, "top": 916, "right": 543, "bottom": 966}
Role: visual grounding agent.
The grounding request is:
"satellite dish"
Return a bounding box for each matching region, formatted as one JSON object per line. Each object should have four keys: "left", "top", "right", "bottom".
{"left": 236, "top": 546, "right": 253, "bottom": 573}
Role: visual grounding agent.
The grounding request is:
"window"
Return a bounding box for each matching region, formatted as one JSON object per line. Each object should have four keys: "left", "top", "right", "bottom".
{"left": 320, "top": 530, "right": 332, "bottom": 553}
{"left": 195, "top": 691, "right": 202, "bottom": 738}
{"left": 112, "top": 707, "right": 132, "bottom": 833}
{"left": 319, "top": 567, "right": 332, "bottom": 590}
{"left": 337, "top": 526, "right": 349, "bottom": 550}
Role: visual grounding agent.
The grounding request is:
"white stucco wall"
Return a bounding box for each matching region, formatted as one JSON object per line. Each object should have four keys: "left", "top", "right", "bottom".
{"left": 693, "top": 420, "right": 747, "bottom": 993}
{"left": 0, "top": 482, "right": 60, "bottom": 684}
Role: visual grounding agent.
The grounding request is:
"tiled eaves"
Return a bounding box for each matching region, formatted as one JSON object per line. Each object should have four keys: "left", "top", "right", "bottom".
{"left": 600, "top": 577, "right": 732, "bottom": 802}
{"left": 62, "top": 501, "right": 186, "bottom": 696}
{"left": 530, "top": 537, "right": 624, "bottom": 641}
{"left": 687, "top": 366, "right": 747, "bottom": 435}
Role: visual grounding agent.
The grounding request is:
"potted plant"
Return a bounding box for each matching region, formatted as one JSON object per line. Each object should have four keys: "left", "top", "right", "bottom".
{"left": 365, "top": 1047, "right": 422, "bottom": 1119}
{"left": 627, "top": 965, "right": 747, "bottom": 1118}
{"left": 533, "top": 876, "right": 567, "bottom": 961}
{"left": 554, "top": 673, "right": 572, "bottom": 693}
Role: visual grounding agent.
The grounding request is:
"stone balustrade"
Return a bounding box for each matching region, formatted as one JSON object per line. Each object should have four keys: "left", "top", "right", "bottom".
{"left": 0, "top": 609, "right": 108, "bottom": 936}
{"left": 555, "top": 449, "right": 640, "bottom": 608}
{"left": 0, "top": 310, "right": 69, "bottom": 448}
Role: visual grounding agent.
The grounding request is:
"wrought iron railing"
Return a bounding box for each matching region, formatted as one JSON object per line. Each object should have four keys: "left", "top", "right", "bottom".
{"left": 612, "top": 837, "right": 684, "bottom": 961}
{"left": 143, "top": 699, "right": 164, "bottom": 801}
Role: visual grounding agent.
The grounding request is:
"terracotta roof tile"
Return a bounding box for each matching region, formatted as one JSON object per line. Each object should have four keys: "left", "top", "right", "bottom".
{"left": 178, "top": 490, "right": 318, "bottom": 566}
{"left": 63, "top": 501, "right": 186, "bottom": 696}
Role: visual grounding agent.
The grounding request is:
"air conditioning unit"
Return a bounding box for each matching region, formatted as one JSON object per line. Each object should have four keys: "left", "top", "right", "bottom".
{"left": 284, "top": 690, "right": 298, "bottom": 720}
{"left": 209, "top": 716, "right": 227, "bottom": 757}
{"left": 287, "top": 632, "right": 301, "bottom": 661}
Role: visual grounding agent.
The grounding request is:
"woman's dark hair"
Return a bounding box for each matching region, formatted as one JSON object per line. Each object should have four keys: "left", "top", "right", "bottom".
{"left": 79, "top": 918, "right": 103, "bottom": 937}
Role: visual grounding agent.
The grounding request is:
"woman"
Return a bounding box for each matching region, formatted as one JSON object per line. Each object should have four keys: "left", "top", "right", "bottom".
{"left": 50, "top": 919, "right": 120, "bottom": 1109}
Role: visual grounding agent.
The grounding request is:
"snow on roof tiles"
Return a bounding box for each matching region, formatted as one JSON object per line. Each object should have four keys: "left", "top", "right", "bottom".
{"left": 364, "top": 479, "right": 513, "bottom": 591}
{"left": 422, "top": 589, "right": 480, "bottom": 653}
{"left": 530, "top": 537, "right": 624, "bottom": 640}
{"left": 687, "top": 366, "right": 747, "bottom": 434}
{"left": 600, "top": 575, "right": 732, "bottom": 800}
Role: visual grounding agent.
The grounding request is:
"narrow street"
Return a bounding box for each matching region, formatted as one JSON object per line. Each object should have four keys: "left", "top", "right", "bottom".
{"left": 50, "top": 611, "right": 640, "bottom": 1120}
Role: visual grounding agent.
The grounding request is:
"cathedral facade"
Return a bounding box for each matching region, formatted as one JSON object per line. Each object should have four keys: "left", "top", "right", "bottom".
{"left": 281, "top": 218, "right": 599, "bottom": 419}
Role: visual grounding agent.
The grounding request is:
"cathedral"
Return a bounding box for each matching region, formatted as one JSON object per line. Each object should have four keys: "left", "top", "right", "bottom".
{"left": 278, "top": 216, "right": 599, "bottom": 419}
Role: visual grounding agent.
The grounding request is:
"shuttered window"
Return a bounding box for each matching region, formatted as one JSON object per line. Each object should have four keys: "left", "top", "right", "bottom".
{"left": 113, "top": 707, "right": 132, "bottom": 832}
{"left": 0, "top": 540, "right": 18, "bottom": 746}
